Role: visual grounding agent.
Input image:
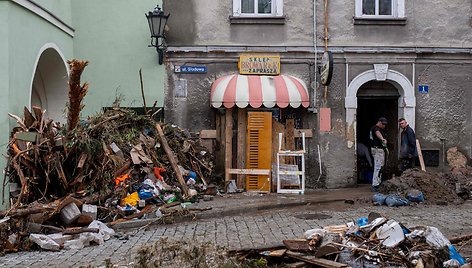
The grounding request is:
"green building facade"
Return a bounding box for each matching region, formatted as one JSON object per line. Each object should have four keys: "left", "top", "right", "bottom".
{"left": 0, "top": 0, "right": 165, "bottom": 209}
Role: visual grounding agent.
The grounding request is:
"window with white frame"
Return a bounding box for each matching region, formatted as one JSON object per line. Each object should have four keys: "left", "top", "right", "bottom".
{"left": 355, "top": 0, "right": 405, "bottom": 18}
{"left": 233, "top": 0, "right": 283, "bottom": 17}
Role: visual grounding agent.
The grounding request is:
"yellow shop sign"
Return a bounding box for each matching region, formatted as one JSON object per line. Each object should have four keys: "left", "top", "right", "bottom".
{"left": 238, "top": 55, "right": 280, "bottom": 75}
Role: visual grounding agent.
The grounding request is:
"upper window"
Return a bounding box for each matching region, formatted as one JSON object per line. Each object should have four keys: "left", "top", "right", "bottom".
{"left": 233, "top": 0, "right": 283, "bottom": 17}
{"left": 355, "top": 0, "right": 405, "bottom": 18}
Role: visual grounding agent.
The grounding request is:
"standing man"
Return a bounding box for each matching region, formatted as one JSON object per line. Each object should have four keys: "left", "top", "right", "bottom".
{"left": 398, "top": 118, "right": 417, "bottom": 172}
{"left": 369, "top": 117, "right": 388, "bottom": 192}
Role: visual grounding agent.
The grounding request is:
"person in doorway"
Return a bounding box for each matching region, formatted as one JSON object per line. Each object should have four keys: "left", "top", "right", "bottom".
{"left": 357, "top": 142, "right": 373, "bottom": 168}
{"left": 369, "top": 117, "right": 388, "bottom": 192}
{"left": 398, "top": 118, "right": 417, "bottom": 172}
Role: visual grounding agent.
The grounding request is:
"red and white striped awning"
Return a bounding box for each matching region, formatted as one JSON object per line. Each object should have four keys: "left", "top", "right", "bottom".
{"left": 210, "top": 74, "right": 310, "bottom": 109}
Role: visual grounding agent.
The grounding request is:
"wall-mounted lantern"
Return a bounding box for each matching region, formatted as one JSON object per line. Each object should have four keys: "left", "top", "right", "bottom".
{"left": 146, "top": 5, "right": 170, "bottom": 65}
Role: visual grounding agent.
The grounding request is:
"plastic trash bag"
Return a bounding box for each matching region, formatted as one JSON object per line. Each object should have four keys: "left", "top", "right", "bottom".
{"left": 304, "top": 228, "right": 327, "bottom": 240}
{"left": 385, "top": 194, "right": 410, "bottom": 207}
{"left": 406, "top": 189, "right": 425, "bottom": 202}
{"left": 372, "top": 193, "right": 387, "bottom": 206}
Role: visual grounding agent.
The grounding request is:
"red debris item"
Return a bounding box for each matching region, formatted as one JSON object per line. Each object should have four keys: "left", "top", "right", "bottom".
{"left": 153, "top": 167, "right": 166, "bottom": 181}
{"left": 115, "top": 174, "right": 130, "bottom": 187}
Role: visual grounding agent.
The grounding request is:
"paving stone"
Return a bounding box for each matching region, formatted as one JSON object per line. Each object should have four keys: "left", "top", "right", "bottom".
{"left": 1, "top": 201, "right": 472, "bottom": 266}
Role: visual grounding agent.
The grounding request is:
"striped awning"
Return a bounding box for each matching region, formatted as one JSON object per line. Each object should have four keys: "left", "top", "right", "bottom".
{"left": 210, "top": 74, "right": 310, "bottom": 109}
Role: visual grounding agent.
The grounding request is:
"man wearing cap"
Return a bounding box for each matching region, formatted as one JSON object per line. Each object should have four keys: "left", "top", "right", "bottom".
{"left": 398, "top": 118, "right": 416, "bottom": 172}
{"left": 369, "top": 117, "right": 388, "bottom": 192}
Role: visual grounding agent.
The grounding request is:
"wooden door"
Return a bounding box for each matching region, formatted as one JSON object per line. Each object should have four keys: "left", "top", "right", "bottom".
{"left": 246, "top": 112, "right": 272, "bottom": 191}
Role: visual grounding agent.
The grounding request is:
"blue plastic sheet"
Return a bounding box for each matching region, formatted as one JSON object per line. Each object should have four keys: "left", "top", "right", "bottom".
{"left": 372, "top": 193, "right": 387, "bottom": 206}
{"left": 449, "top": 245, "right": 465, "bottom": 265}
{"left": 385, "top": 195, "right": 410, "bottom": 207}
{"left": 406, "top": 190, "right": 425, "bottom": 203}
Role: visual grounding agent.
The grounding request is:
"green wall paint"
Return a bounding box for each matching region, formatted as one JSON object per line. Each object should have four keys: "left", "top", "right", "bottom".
{"left": 8, "top": 3, "right": 73, "bottom": 117}
{"left": 0, "top": 1, "right": 73, "bottom": 209}
{"left": 0, "top": 1, "right": 166, "bottom": 209}
{"left": 0, "top": 1, "right": 10, "bottom": 209}
{"left": 33, "top": 0, "right": 73, "bottom": 26}
{"left": 72, "top": 0, "right": 165, "bottom": 116}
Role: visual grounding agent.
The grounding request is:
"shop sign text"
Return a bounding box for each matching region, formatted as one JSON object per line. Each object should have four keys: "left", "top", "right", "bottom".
{"left": 239, "top": 55, "right": 280, "bottom": 75}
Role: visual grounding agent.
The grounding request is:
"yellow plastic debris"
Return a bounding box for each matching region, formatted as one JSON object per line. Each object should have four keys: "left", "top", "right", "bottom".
{"left": 120, "top": 192, "right": 140, "bottom": 207}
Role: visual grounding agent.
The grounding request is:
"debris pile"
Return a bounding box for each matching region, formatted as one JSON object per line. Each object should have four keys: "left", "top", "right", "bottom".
{"left": 381, "top": 164, "right": 472, "bottom": 205}
{"left": 0, "top": 60, "right": 218, "bottom": 254}
{"left": 233, "top": 212, "right": 469, "bottom": 267}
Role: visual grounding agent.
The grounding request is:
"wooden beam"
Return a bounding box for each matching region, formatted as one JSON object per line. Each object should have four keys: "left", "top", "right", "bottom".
{"left": 285, "top": 251, "right": 350, "bottom": 268}
{"left": 155, "top": 124, "right": 189, "bottom": 196}
{"left": 416, "top": 139, "right": 426, "bottom": 172}
{"left": 286, "top": 119, "right": 295, "bottom": 151}
{"left": 286, "top": 119, "right": 295, "bottom": 164}
{"left": 225, "top": 109, "right": 233, "bottom": 184}
{"left": 273, "top": 119, "right": 285, "bottom": 165}
{"left": 237, "top": 109, "right": 247, "bottom": 189}
{"left": 227, "top": 169, "right": 271, "bottom": 175}
{"left": 199, "top": 129, "right": 217, "bottom": 139}
{"left": 294, "top": 129, "right": 313, "bottom": 138}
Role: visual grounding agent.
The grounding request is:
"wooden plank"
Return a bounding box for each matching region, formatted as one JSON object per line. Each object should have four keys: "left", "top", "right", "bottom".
{"left": 225, "top": 109, "right": 233, "bottom": 184}
{"left": 155, "top": 124, "right": 189, "bottom": 196}
{"left": 285, "top": 251, "right": 350, "bottom": 268}
{"left": 286, "top": 119, "right": 295, "bottom": 150}
{"left": 237, "top": 109, "right": 247, "bottom": 189}
{"left": 228, "top": 169, "right": 271, "bottom": 175}
{"left": 272, "top": 119, "right": 285, "bottom": 165}
{"left": 416, "top": 139, "right": 426, "bottom": 171}
{"left": 283, "top": 239, "right": 311, "bottom": 252}
{"left": 14, "top": 131, "right": 38, "bottom": 142}
{"left": 294, "top": 129, "right": 313, "bottom": 138}
{"left": 246, "top": 112, "right": 272, "bottom": 192}
{"left": 215, "top": 113, "right": 223, "bottom": 172}
{"left": 268, "top": 249, "right": 287, "bottom": 257}
{"left": 199, "top": 129, "right": 216, "bottom": 139}
{"left": 286, "top": 119, "right": 295, "bottom": 164}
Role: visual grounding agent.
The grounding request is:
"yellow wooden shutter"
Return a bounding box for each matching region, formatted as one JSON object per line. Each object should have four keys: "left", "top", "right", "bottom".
{"left": 246, "top": 112, "right": 272, "bottom": 191}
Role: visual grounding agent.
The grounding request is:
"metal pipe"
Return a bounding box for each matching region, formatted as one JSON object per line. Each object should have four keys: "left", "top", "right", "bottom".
{"left": 322, "top": 0, "right": 329, "bottom": 103}
{"left": 313, "top": 0, "right": 318, "bottom": 108}
{"left": 317, "top": 144, "right": 322, "bottom": 182}
{"left": 440, "top": 138, "right": 446, "bottom": 171}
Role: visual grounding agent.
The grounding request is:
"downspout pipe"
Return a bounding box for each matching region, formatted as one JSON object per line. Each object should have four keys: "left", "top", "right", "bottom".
{"left": 314, "top": 0, "right": 317, "bottom": 109}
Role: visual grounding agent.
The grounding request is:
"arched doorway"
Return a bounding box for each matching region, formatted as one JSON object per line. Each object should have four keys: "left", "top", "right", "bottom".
{"left": 31, "top": 45, "right": 69, "bottom": 124}
{"left": 344, "top": 64, "right": 415, "bottom": 183}
{"left": 356, "top": 81, "right": 400, "bottom": 182}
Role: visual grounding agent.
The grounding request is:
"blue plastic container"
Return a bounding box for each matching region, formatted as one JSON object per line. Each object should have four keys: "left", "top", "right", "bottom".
{"left": 448, "top": 245, "right": 465, "bottom": 265}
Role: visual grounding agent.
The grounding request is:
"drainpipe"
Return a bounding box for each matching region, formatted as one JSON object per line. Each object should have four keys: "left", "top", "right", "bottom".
{"left": 313, "top": 0, "right": 317, "bottom": 109}
{"left": 322, "top": 0, "right": 329, "bottom": 103}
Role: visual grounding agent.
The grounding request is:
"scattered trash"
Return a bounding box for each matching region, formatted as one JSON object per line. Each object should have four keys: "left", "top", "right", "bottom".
{"left": 231, "top": 211, "right": 470, "bottom": 267}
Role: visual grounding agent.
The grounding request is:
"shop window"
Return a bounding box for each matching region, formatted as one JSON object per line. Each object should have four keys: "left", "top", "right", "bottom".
{"left": 354, "top": 0, "right": 406, "bottom": 25}
{"left": 232, "top": 0, "right": 283, "bottom": 17}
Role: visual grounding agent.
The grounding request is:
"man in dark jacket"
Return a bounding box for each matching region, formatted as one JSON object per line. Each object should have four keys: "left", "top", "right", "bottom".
{"left": 398, "top": 118, "right": 417, "bottom": 172}
{"left": 369, "top": 117, "right": 388, "bottom": 192}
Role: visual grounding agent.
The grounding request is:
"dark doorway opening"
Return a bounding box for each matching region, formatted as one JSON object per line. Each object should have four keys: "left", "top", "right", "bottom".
{"left": 356, "top": 81, "right": 400, "bottom": 184}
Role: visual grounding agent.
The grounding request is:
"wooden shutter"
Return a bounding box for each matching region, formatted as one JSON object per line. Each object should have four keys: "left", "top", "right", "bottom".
{"left": 246, "top": 112, "right": 272, "bottom": 191}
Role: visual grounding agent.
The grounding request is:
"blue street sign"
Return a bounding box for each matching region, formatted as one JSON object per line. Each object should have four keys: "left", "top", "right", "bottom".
{"left": 419, "top": 85, "right": 429, "bottom": 93}
{"left": 174, "top": 65, "right": 207, "bottom": 74}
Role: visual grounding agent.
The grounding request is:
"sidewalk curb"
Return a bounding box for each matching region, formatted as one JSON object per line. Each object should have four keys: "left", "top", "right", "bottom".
{"left": 111, "top": 198, "right": 348, "bottom": 230}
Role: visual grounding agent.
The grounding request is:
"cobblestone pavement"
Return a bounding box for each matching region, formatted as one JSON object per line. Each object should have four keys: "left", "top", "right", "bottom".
{"left": 1, "top": 201, "right": 471, "bottom": 267}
